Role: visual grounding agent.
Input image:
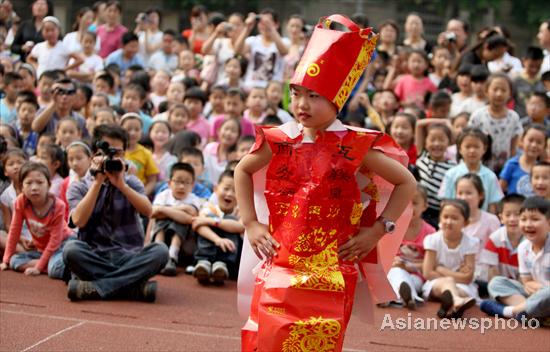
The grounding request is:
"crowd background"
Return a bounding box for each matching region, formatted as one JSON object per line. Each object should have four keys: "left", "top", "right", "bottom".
{"left": 0, "top": 0, "right": 549, "bottom": 321}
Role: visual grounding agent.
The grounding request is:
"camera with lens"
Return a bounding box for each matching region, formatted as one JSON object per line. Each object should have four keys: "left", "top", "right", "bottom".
{"left": 445, "top": 32, "right": 457, "bottom": 43}
{"left": 90, "top": 141, "right": 125, "bottom": 176}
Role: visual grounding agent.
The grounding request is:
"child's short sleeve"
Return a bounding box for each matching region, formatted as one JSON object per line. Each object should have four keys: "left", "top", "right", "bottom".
{"left": 517, "top": 241, "right": 531, "bottom": 277}
{"left": 485, "top": 172, "right": 504, "bottom": 205}
{"left": 463, "top": 235, "right": 480, "bottom": 255}
{"left": 499, "top": 158, "right": 514, "bottom": 184}
{"left": 423, "top": 233, "right": 438, "bottom": 252}
{"left": 144, "top": 149, "right": 160, "bottom": 178}
{"left": 152, "top": 190, "right": 168, "bottom": 206}
{"left": 479, "top": 237, "right": 499, "bottom": 266}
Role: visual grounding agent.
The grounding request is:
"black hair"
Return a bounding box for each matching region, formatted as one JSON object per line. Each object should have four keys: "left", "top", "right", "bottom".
{"left": 457, "top": 63, "right": 473, "bottom": 76}
{"left": 190, "top": 4, "right": 207, "bottom": 17}
{"left": 542, "top": 70, "right": 550, "bottom": 82}
{"left": 105, "top": 0, "right": 121, "bottom": 13}
{"left": 167, "top": 131, "right": 201, "bottom": 158}
{"left": 19, "top": 161, "right": 51, "bottom": 187}
{"left": 440, "top": 198, "right": 470, "bottom": 221}
{"left": 72, "top": 7, "right": 93, "bottom": 31}
{"left": 261, "top": 114, "right": 283, "bottom": 126}
{"left": 429, "top": 90, "right": 452, "bottom": 110}
{"left": 158, "top": 100, "right": 170, "bottom": 114}
{"left": 456, "top": 127, "right": 492, "bottom": 163}
{"left": 238, "top": 135, "right": 255, "bottom": 146}
{"left": 530, "top": 92, "right": 550, "bottom": 108}
{"left": 39, "top": 70, "right": 62, "bottom": 82}
{"left": 146, "top": 7, "right": 162, "bottom": 26}
{"left": 456, "top": 173, "right": 485, "bottom": 208}
{"left": 95, "top": 72, "right": 115, "bottom": 88}
{"left": 41, "top": 144, "right": 69, "bottom": 178}
{"left": 470, "top": 65, "right": 490, "bottom": 82}
{"left": 226, "top": 87, "right": 246, "bottom": 101}
{"left": 524, "top": 46, "right": 544, "bottom": 61}
{"left": 209, "top": 84, "right": 227, "bottom": 95}
{"left": 181, "top": 77, "right": 199, "bottom": 90}
{"left": 259, "top": 8, "right": 279, "bottom": 24}
{"left": 218, "top": 169, "right": 234, "bottom": 184}
{"left": 449, "top": 18, "right": 469, "bottom": 34}
{"left": 208, "top": 12, "right": 225, "bottom": 27}
{"left": 378, "top": 20, "right": 400, "bottom": 41}
{"left": 426, "top": 123, "right": 453, "bottom": 144}
{"left": 121, "top": 32, "right": 139, "bottom": 46}
{"left": 184, "top": 86, "right": 207, "bottom": 104}
{"left": 123, "top": 83, "right": 146, "bottom": 100}
{"left": 351, "top": 13, "right": 369, "bottom": 28}
{"left": 105, "top": 63, "right": 121, "bottom": 76}
{"left": 520, "top": 196, "right": 550, "bottom": 218}
{"left": 485, "top": 35, "right": 508, "bottom": 50}
{"left": 170, "top": 162, "right": 195, "bottom": 181}
{"left": 3, "top": 72, "right": 22, "bottom": 85}
{"left": 522, "top": 123, "right": 548, "bottom": 142}
{"left": 77, "top": 84, "right": 93, "bottom": 103}
{"left": 92, "top": 124, "right": 129, "bottom": 151}
{"left": 179, "top": 147, "right": 204, "bottom": 164}
{"left": 486, "top": 72, "right": 513, "bottom": 95}
{"left": 128, "top": 70, "right": 150, "bottom": 93}
{"left": 82, "top": 30, "right": 97, "bottom": 42}
{"left": 531, "top": 161, "right": 550, "bottom": 178}
{"left": 497, "top": 193, "right": 526, "bottom": 214}
{"left": 17, "top": 95, "right": 39, "bottom": 111}
{"left": 163, "top": 29, "right": 176, "bottom": 37}
{"left": 390, "top": 112, "right": 417, "bottom": 130}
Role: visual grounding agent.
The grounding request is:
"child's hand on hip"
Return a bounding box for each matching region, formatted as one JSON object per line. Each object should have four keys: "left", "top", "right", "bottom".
{"left": 24, "top": 267, "right": 41, "bottom": 276}
{"left": 338, "top": 222, "right": 385, "bottom": 262}
{"left": 246, "top": 220, "right": 280, "bottom": 259}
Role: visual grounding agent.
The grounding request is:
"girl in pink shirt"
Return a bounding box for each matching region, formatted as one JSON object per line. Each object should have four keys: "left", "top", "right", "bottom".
{"left": 394, "top": 49, "right": 436, "bottom": 109}
{"left": 0, "top": 162, "right": 73, "bottom": 279}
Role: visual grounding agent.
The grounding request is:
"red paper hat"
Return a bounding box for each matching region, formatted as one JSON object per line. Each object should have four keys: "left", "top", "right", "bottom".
{"left": 290, "top": 14, "right": 378, "bottom": 111}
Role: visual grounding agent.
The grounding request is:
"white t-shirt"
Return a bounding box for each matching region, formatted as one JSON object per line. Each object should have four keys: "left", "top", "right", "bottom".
{"left": 63, "top": 31, "right": 101, "bottom": 54}
{"left": 29, "top": 41, "right": 72, "bottom": 78}
{"left": 458, "top": 97, "right": 487, "bottom": 115}
{"left": 463, "top": 210, "right": 502, "bottom": 254}
{"left": 203, "top": 142, "right": 227, "bottom": 186}
{"left": 423, "top": 231, "right": 480, "bottom": 272}
{"left": 518, "top": 235, "right": 550, "bottom": 286}
{"left": 153, "top": 188, "right": 202, "bottom": 210}
{"left": 69, "top": 53, "right": 104, "bottom": 76}
{"left": 0, "top": 184, "right": 32, "bottom": 240}
{"left": 148, "top": 51, "right": 178, "bottom": 72}
{"left": 138, "top": 30, "right": 163, "bottom": 66}
{"left": 243, "top": 35, "right": 290, "bottom": 90}
{"left": 449, "top": 92, "right": 471, "bottom": 118}
{"left": 488, "top": 52, "right": 523, "bottom": 77}
{"left": 212, "top": 37, "right": 236, "bottom": 84}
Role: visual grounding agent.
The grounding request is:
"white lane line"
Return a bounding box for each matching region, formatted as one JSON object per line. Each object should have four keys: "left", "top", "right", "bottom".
{"left": 20, "top": 321, "right": 86, "bottom": 352}
{"left": 2, "top": 309, "right": 240, "bottom": 341}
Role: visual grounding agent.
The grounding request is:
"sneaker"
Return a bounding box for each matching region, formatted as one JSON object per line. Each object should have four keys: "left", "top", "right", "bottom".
{"left": 211, "top": 261, "right": 229, "bottom": 285}
{"left": 125, "top": 280, "right": 158, "bottom": 303}
{"left": 160, "top": 258, "right": 177, "bottom": 277}
{"left": 480, "top": 300, "right": 506, "bottom": 317}
{"left": 451, "top": 297, "right": 476, "bottom": 318}
{"left": 185, "top": 265, "right": 195, "bottom": 275}
{"left": 68, "top": 279, "right": 100, "bottom": 301}
{"left": 194, "top": 260, "right": 212, "bottom": 285}
{"left": 399, "top": 282, "right": 416, "bottom": 310}
{"left": 437, "top": 290, "right": 453, "bottom": 318}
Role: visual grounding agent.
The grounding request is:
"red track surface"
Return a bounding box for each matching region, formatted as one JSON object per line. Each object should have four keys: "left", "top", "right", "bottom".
{"left": 1, "top": 270, "right": 548, "bottom": 351}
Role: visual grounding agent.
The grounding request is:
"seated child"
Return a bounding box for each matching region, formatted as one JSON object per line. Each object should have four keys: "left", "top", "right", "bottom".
{"left": 480, "top": 196, "right": 550, "bottom": 321}
{"left": 422, "top": 199, "right": 479, "bottom": 318}
{"left": 0, "top": 162, "right": 73, "bottom": 279}
{"left": 530, "top": 161, "right": 550, "bottom": 200}
{"left": 386, "top": 185, "right": 436, "bottom": 309}
{"left": 479, "top": 194, "right": 525, "bottom": 282}
{"left": 193, "top": 170, "right": 244, "bottom": 285}
{"left": 149, "top": 162, "right": 201, "bottom": 276}
{"left": 180, "top": 147, "right": 213, "bottom": 199}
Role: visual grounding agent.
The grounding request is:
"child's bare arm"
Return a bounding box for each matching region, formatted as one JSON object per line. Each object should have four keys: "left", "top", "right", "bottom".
{"left": 435, "top": 253, "right": 475, "bottom": 284}
{"left": 487, "top": 265, "right": 500, "bottom": 282}
{"left": 0, "top": 203, "right": 11, "bottom": 231}
{"left": 196, "top": 225, "right": 236, "bottom": 253}
{"left": 520, "top": 275, "right": 542, "bottom": 295}
{"left": 144, "top": 218, "right": 154, "bottom": 245}
{"left": 158, "top": 206, "right": 197, "bottom": 224}
{"left": 510, "top": 136, "right": 519, "bottom": 157}
{"left": 415, "top": 118, "right": 451, "bottom": 155}
{"left": 143, "top": 174, "right": 158, "bottom": 197}
{"left": 422, "top": 250, "right": 442, "bottom": 280}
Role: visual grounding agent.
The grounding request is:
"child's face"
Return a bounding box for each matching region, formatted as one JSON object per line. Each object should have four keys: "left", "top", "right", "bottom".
{"left": 89, "top": 95, "right": 109, "bottom": 112}
{"left": 93, "top": 78, "right": 110, "bottom": 94}
{"left": 439, "top": 204, "right": 467, "bottom": 236}
{"left": 179, "top": 50, "right": 195, "bottom": 70}
{"left": 42, "top": 22, "right": 59, "bottom": 44}
{"left": 290, "top": 85, "right": 337, "bottom": 130}
{"left": 180, "top": 155, "right": 204, "bottom": 177}
{"left": 17, "top": 102, "right": 37, "bottom": 128}
{"left": 526, "top": 96, "right": 549, "bottom": 121}
{"left": 471, "top": 80, "right": 486, "bottom": 97}
{"left": 82, "top": 35, "right": 96, "bottom": 54}
{"left": 3, "top": 155, "right": 26, "bottom": 181}
{"left": 122, "top": 119, "right": 142, "bottom": 147}
{"left": 431, "top": 102, "right": 451, "bottom": 119}
{"left": 36, "top": 136, "right": 54, "bottom": 155}
{"left": 5, "top": 78, "right": 22, "bottom": 100}
{"left": 169, "top": 169, "right": 194, "bottom": 200}
{"left": 459, "top": 135, "right": 485, "bottom": 165}
{"left": 425, "top": 128, "right": 450, "bottom": 161}
{"left": 224, "top": 95, "right": 245, "bottom": 118}
{"left": 380, "top": 91, "right": 397, "bottom": 113}
{"left": 36, "top": 149, "right": 58, "bottom": 177}
{"left": 266, "top": 83, "right": 283, "bottom": 107}
{"left": 521, "top": 128, "right": 546, "bottom": 160}
{"left": 432, "top": 48, "right": 450, "bottom": 69}
{"left": 456, "top": 179, "right": 482, "bottom": 215}
{"left": 122, "top": 40, "right": 139, "bottom": 58}
{"left": 150, "top": 122, "right": 170, "bottom": 148}
{"left": 225, "top": 59, "right": 242, "bottom": 80}
{"left": 452, "top": 116, "right": 468, "bottom": 138}
{"left": 218, "top": 120, "right": 240, "bottom": 147}
{"left": 21, "top": 170, "right": 50, "bottom": 204}
{"left": 499, "top": 202, "right": 522, "bottom": 236}
{"left": 519, "top": 209, "right": 550, "bottom": 245}
{"left": 411, "top": 191, "right": 427, "bottom": 219}
{"left": 121, "top": 90, "right": 142, "bottom": 113}
{"left": 38, "top": 77, "right": 54, "bottom": 99}
{"left": 67, "top": 146, "right": 91, "bottom": 178}
{"left": 236, "top": 140, "right": 254, "bottom": 160}
{"left": 523, "top": 58, "right": 542, "bottom": 77}
{"left": 486, "top": 77, "right": 511, "bottom": 107}
{"left": 215, "top": 176, "right": 236, "bottom": 213}
{"left": 151, "top": 71, "right": 170, "bottom": 94}
{"left": 247, "top": 88, "right": 267, "bottom": 112}
{"left": 407, "top": 53, "right": 427, "bottom": 77}
{"left": 95, "top": 111, "right": 115, "bottom": 125}
{"left": 209, "top": 90, "right": 226, "bottom": 113}
{"left": 168, "top": 107, "right": 189, "bottom": 133}
{"left": 456, "top": 74, "right": 472, "bottom": 93}
{"left": 183, "top": 98, "right": 203, "bottom": 119}
{"left": 56, "top": 121, "right": 81, "bottom": 148}
{"left": 167, "top": 82, "right": 185, "bottom": 103}
{"left": 531, "top": 165, "right": 550, "bottom": 198}
{"left": 389, "top": 116, "right": 414, "bottom": 148}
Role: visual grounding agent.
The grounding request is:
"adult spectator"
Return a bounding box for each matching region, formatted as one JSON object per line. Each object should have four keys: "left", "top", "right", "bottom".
{"left": 64, "top": 124, "right": 168, "bottom": 302}
{"left": 403, "top": 13, "right": 432, "bottom": 54}
{"left": 105, "top": 32, "right": 144, "bottom": 77}
{"left": 97, "top": 0, "right": 127, "bottom": 58}
{"left": 148, "top": 29, "right": 178, "bottom": 73}
{"left": 537, "top": 19, "right": 550, "bottom": 74}
{"left": 183, "top": 5, "right": 209, "bottom": 54}
{"left": 31, "top": 78, "right": 88, "bottom": 137}
{"left": 88, "top": 1, "right": 107, "bottom": 33}
{"left": 377, "top": 20, "right": 399, "bottom": 56}
{"left": 10, "top": 0, "right": 53, "bottom": 62}
{"left": 135, "top": 8, "right": 163, "bottom": 67}
{"left": 282, "top": 14, "right": 306, "bottom": 81}
{"left": 63, "top": 7, "right": 101, "bottom": 54}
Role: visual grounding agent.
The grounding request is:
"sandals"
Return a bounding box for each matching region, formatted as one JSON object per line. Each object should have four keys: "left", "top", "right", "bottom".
{"left": 437, "top": 290, "right": 454, "bottom": 318}
{"left": 451, "top": 298, "right": 476, "bottom": 318}
{"left": 399, "top": 282, "right": 416, "bottom": 310}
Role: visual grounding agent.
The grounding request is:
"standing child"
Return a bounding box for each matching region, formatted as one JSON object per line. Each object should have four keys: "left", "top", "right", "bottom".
{"left": 479, "top": 194, "right": 525, "bottom": 282}
{"left": 422, "top": 199, "right": 479, "bottom": 318}
{"left": 203, "top": 118, "right": 240, "bottom": 186}
{"left": 265, "top": 80, "right": 293, "bottom": 123}
{"left": 449, "top": 65, "right": 473, "bottom": 117}
{"left": 167, "top": 103, "right": 190, "bottom": 135}
{"left": 388, "top": 112, "right": 417, "bottom": 166}
{"left": 530, "top": 162, "right": 550, "bottom": 200}
{"left": 468, "top": 73, "right": 523, "bottom": 173}
{"left": 67, "top": 31, "right": 104, "bottom": 84}
{"left": 14, "top": 95, "right": 40, "bottom": 157}
{"left": 394, "top": 49, "right": 437, "bottom": 109}
{"left": 204, "top": 85, "right": 226, "bottom": 120}
{"left": 211, "top": 88, "right": 255, "bottom": 142}
{"left": 148, "top": 162, "right": 201, "bottom": 276}
{"left": 235, "top": 135, "right": 255, "bottom": 161}
{"left": 222, "top": 56, "right": 244, "bottom": 89}
{"left": 500, "top": 124, "right": 547, "bottom": 195}
{"left": 386, "top": 185, "right": 436, "bottom": 309}
{"left": 193, "top": 170, "right": 244, "bottom": 285}
{"left": 120, "top": 113, "right": 159, "bottom": 198}
{"left": 36, "top": 144, "right": 68, "bottom": 198}
{"left": 480, "top": 197, "right": 550, "bottom": 321}
{"left": 429, "top": 46, "right": 451, "bottom": 88}
{"left": 55, "top": 118, "right": 82, "bottom": 150}
{"left": 460, "top": 65, "right": 489, "bottom": 114}
{"left": 149, "top": 70, "right": 171, "bottom": 112}
{"left": 244, "top": 86, "right": 268, "bottom": 125}
{"left": 149, "top": 120, "right": 177, "bottom": 188}
{"left": 183, "top": 87, "right": 211, "bottom": 146}
{"left": 59, "top": 141, "right": 93, "bottom": 219}
{"left": 439, "top": 127, "right": 503, "bottom": 213}
{"left": 0, "top": 162, "right": 73, "bottom": 279}
{"left": 235, "top": 15, "right": 415, "bottom": 350}
{"left": 121, "top": 83, "right": 153, "bottom": 134}
{"left": 520, "top": 93, "right": 550, "bottom": 131}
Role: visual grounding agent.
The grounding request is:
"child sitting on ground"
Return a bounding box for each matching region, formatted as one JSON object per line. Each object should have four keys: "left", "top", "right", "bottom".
{"left": 148, "top": 162, "right": 201, "bottom": 276}
{"left": 422, "top": 199, "right": 479, "bottom": 318}
{"left": 480, "top": 196, "right": 550, "bottom": 322}
{"left": 192, "top": 170, "right": 244, "bottom": 285}
{"left": 479, "top": 194, "right": 525, "bottom": 282}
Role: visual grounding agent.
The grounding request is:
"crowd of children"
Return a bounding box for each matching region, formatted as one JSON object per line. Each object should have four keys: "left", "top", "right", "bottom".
{"left": 0, "top": 1, "right": 549, "bottom": 325}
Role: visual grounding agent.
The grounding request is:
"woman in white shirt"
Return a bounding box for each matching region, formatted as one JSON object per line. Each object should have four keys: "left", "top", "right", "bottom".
{"left": 63, "top": 7, "right": 101, "bottom": 54}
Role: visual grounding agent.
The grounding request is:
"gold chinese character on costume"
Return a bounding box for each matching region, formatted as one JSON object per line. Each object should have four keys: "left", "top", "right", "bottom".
{"left": 291, "top": 204, "right": 300, "bottom": 218}
{"left": 308, "top": 205, "right": 321, "bottom": 218}
{"left": 282, "top": 316, "right": 342, "bottom": 352}
{"left": 349, "top": 202, "right": 363, "bottom": 225}
{"left": 276, "top": 202, "right": 290, "bottom": 216}
{"left": 326, "top": 206, "right": 340, "bottom": 218}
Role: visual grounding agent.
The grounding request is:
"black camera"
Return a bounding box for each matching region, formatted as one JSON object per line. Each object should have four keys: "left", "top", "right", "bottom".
{"left": 90, "top": 141, "right": 125, "bottom": 176}
{"left": 445, "top": 32, "right": 457, "bottom": 43}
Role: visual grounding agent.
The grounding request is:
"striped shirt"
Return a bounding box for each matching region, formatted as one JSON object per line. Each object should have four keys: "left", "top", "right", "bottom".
{"left": 416, "top": 151, "right": 456, "bottom": 211}
{"left": 479, "top": 226, "right": 522, "bottom": 280}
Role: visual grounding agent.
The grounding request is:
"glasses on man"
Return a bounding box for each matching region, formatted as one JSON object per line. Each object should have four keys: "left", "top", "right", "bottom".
{"left": 55, "top": 88, "right": 76, "bottom": 96}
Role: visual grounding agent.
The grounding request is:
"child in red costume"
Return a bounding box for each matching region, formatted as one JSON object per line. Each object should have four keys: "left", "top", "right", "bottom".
{"left": 235, "top": 15, "right": 416, "bottom": 351}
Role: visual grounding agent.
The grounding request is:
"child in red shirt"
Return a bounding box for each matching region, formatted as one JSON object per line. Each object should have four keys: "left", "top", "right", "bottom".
{"left": 0, "top": 162, "right": 73, "bottom": 279}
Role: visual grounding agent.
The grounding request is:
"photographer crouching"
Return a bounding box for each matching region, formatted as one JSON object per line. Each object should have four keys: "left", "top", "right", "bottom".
{"left": 63, "top": 124, "right": 168, "bottom": 302}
